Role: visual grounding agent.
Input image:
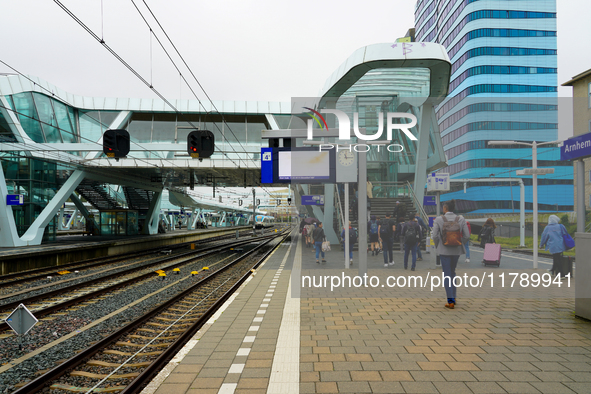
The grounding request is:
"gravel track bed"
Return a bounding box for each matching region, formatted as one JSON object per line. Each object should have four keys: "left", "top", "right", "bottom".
{"left": 47, "top": 242, "right": 278, "bottom": 393}
{"left": 0, "top": 249, "right": 240, "bottom": 393}
{"left": 0, "top": 238, "right": 239, "bottom": 307}
{"left": 0, "top": 230, "right": 254, "bottom": 291}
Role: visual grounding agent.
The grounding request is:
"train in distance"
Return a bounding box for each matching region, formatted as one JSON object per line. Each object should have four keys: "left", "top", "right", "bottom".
{"left": 253, "top": 215, "right": 275, "bottom": 229}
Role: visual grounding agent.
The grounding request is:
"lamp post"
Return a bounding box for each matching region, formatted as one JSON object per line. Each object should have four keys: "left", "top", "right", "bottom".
{"left": 488, "top": 140, "right": 560, "bottom": 269}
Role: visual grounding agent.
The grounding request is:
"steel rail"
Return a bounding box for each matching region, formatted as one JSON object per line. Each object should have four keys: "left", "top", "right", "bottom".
{"left": 0, "top": 227, "right": 253, "bottom": 286}
{"left": 0, "top": 232, "right": 280, "bottom": 332}
{"left": 12, "top": 229, "right": 290, "bottom": 394}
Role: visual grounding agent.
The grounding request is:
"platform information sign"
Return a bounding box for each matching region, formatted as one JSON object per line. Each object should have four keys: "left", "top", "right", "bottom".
{"left": 6, "top": 194, "right": 23, "bottom": 206}
{"left": 5, "top": 304, "right": 38, "bottom": 336}
{"left": 301, "top": 195, "right": 324, "bottom": 205}
{"left": 427, "top": 173, "right": 450, "bottom": 192}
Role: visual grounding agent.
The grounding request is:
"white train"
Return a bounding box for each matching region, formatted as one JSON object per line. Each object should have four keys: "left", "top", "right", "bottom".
{"left": 254, "top": 215, "right": 275, "bottom": 229}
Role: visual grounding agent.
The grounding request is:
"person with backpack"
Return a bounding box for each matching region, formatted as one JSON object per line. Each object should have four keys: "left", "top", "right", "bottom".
{"left": 432, "top": 199, "right": 470, "bottom": 309}
{"left": 379, "top": 213, "right": 396, "bottom": 267}
{"left": 478, "top": 218, "right": 496, "bottom": 248}
{"left": 402, "top": 214, "right": 422, "bottom": 271}
{"left": 313, "top": 222, "right": 327, "bottom": 264}
{"left": 341, "top": 221, "right": 357, "bottom": 265}
{"left": 368, "top": 215, "right": 380, "bottom": 256}
{"left": 415, "top": 215, "right": 429, "bottom": 261}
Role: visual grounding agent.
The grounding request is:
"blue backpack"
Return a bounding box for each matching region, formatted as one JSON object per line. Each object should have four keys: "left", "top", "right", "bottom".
{"left": 369, "top": 220, "right": 378, "bottom": 234}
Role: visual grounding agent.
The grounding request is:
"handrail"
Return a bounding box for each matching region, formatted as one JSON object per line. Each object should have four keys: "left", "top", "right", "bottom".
{"left": 406, "top": 180, "right": 430, "bottom": 234}
{"left": 335, "top": 186, "right": 345, "bottom": 234}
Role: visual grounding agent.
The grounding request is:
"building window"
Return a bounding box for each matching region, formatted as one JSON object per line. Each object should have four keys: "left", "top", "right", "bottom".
{"left": 589, "top": 83, "right": 591, "bottom": 108}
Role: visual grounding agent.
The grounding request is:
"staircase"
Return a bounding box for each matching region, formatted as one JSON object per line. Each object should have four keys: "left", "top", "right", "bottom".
{"left": 123, "top": 186, "right": 154, "bottom": 211}
{"left": 76, "top": 181, "right": 122, "bottom": 210}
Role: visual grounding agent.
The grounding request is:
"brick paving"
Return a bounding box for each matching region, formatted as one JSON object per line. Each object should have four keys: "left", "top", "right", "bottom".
{"left": 149, "top": 235, "right": 591, "bottom": 394}
{"left": 299, "top": 241, "right": 591, "bottom": 394}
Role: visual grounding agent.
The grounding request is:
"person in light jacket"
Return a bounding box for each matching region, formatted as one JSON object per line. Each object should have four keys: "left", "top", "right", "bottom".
{"left": 540, "top": 215, "right": 568, "bottom": 275}
{"left": 432, "top": 199, "right": 470, "bottom": 309}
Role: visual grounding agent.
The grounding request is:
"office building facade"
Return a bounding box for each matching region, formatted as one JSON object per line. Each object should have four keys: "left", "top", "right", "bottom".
{"left": 415, "top": 0, "right": 573, "bottom": 213}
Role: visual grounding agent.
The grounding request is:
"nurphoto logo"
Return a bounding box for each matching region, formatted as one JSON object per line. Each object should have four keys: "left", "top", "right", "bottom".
{"left": 304, "top": 108, "right": 418, "bottom": 152}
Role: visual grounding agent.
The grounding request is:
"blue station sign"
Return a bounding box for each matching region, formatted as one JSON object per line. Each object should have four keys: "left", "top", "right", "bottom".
{"left": 423, "top": 196, "right": 436, "bottom": 206}
{"left": 6, "top": 194, "right": 23, "bottom": 206}
{"left": 301, "top": 195, "right": 324, "bottom": 206}
{"left": 561, "top": 132, "right": 591, "bottom": 161}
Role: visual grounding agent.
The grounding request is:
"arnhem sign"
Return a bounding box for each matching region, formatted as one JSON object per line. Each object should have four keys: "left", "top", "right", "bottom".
{"left": 561, "top": 132, "right": 591, "bottom": 161}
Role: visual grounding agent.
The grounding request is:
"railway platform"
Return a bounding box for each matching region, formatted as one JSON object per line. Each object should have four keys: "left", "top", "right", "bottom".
{"left": 146, "top": 233, "right": 591, "bottom": 394}
{"left": 0, "top": 226, "right": 256, "bottom": 274}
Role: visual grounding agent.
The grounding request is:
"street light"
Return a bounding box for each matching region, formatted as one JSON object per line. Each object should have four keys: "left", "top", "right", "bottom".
{"left": 488, "top": 140, "right": 560, "bottom": 269}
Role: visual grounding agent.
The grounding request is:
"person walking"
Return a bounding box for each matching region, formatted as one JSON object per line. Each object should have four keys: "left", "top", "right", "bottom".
{"left": 379, "top": 213, "right": 396, "bottom": 267}
{"left": 464, "top": 220, "right": 471, "bottom": 263}
{"left": 313, "top": 222, "right": 327, "bottom": 264}
{"left": 540, "top": 215, "right": 569, "bottom": 275}
{"left": 368, "top": 215, "right": 380, "bottom": 256}
{"left": 341, "top": 221, "right": 357, "bottom": 265}
{"left": 415, "top": 214, "right": 429, "bottom": 261}
{"left": 402, "top": 214, "right": 422, "bottom": 271}
{"left": 478, "top": 218, "right": 496, "bottom": 248}
{"left": 432, "top": 200, "right": 470, "bottom": 309}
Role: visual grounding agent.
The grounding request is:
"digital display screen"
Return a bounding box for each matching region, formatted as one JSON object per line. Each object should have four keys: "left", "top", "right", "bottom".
{"left": 272, "top": 147, "right": 335, "bottom": 184}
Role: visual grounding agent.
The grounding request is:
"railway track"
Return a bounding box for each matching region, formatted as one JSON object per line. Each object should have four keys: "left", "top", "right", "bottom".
{"left": 10, "top": 228, "right": 290, "bottom": 394}
{"left": 0, "top": 227, "right": 256, "bottom": 288}
{"left": 0, "top": 232, "right": 282, "bottom": 332}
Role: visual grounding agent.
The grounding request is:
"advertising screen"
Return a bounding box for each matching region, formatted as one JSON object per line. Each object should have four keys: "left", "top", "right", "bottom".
{"left": 272, "top": 147, "right": 335, "bottom": 184}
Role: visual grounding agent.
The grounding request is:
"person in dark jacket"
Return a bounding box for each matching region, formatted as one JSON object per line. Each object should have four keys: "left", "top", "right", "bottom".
{"left": 415, "top": 215, "right": 429, "bottom": 261}
{"left": 402, "top": 214, "right": 422, "bottom": 271}
{"left": 478, "top": 218, "right": 496, "bottom": 248}
{"left": 379, "top": 214, "right": 396, "bottom": 267}
{"left": 313, "top": 222, "right": 327, "bottom": 263}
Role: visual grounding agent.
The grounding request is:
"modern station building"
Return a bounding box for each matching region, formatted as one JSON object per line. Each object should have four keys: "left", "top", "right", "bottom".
{"left": 0, "top": 42, "right": 452, "bottom": 247}
{"left": 414, "top": 0, "right": 573, "bottom": 213}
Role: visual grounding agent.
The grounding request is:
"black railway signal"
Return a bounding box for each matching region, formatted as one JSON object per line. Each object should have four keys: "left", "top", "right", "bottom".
{"left": 103, "top": 129, "right": 130, "bottom": 158}
{"left": 187, "top": 130, "right": 215, "bottom": 159}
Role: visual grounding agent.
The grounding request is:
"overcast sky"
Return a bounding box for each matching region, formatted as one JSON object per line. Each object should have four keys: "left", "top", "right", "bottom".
{"left": 1, "top": 0, "right": 589, "bottom": 137}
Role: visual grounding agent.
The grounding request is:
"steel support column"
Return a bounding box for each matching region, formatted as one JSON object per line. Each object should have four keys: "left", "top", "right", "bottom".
{"left": 143, "top": 191, "right": 162, "bottom": 235}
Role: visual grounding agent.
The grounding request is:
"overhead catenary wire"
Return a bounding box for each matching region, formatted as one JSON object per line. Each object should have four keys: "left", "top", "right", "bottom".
{"left": 135, "top": 0, "right": 261, "bottom": 169}
{"left": 52, "top": 0, "right": 244, "bottom": 169}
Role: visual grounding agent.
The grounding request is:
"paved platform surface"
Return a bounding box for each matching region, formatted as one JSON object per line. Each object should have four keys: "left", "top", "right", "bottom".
{"left": 149, "top": 233, "right": 591, "bottom": 394}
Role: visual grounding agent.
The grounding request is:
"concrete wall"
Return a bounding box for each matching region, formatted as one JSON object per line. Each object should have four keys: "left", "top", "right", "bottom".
{"left": 575, "top": 232, "right": 591, "bottom": 320}
{"left": 571, "top": 75, "right": 591, "bottom": 211}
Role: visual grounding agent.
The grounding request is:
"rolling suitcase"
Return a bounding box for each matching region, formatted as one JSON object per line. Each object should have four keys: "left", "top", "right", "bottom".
{"left": 482, "top": 243, "right": 501, "bottom": 266}
{"left": 556, "top": 255, "right": 574, "bottom": 278}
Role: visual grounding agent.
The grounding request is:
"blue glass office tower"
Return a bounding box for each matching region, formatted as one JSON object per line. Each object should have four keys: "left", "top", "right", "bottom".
{"left": 415, "top": 0, "right": 573, "bottom": 213}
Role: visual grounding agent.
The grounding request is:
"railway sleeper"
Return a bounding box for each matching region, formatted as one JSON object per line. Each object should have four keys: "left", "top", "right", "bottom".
{"left": 115, "top": 341, "right": 169, "bottom": 348}
{"left": 103, "top": 350, "right": 161, "bottom": 357}
{"left": 128, "top": 334, "right": 178, "bottom": 340}
{"left": 87, "top": 360, "right": 152, "bottom": 368}
{"left": 70, "top": 371, "right": 139, "bottom": 379}
{"left": 50, "top": 383, "right": 126, "bottom": 393}
{"left": 155, "top": 316, "right": 200, "bottom": 323}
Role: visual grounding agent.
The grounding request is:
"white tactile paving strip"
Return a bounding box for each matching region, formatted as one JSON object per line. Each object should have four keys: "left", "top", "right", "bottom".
{"left": 267, "top": 235, "right": 301, "bottom": 394}
{"left": 218, "top": 235, "right": 296, "bottom": 394}
{"left": 142, "top": 234, "right": 294, "bottom": 394}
